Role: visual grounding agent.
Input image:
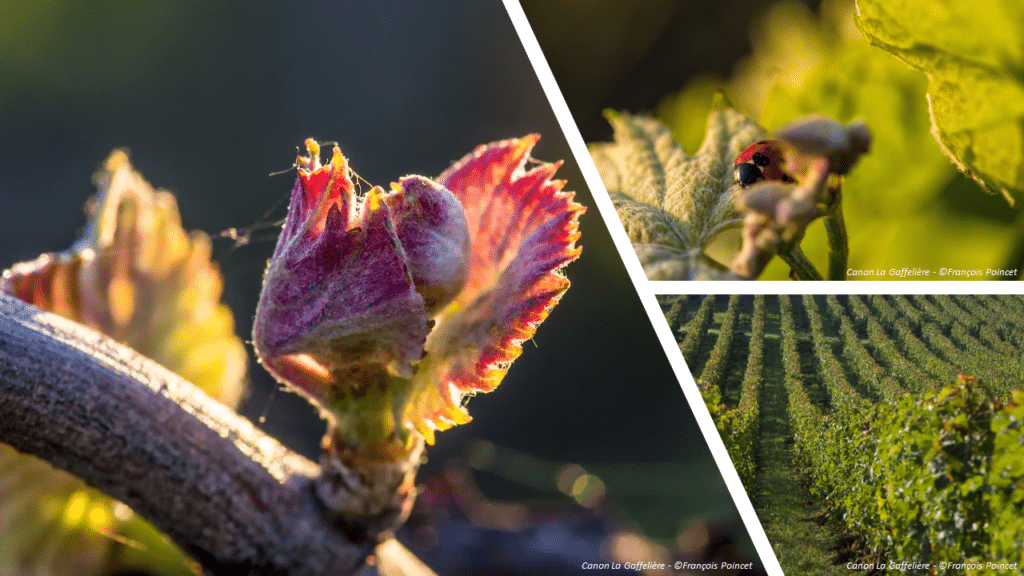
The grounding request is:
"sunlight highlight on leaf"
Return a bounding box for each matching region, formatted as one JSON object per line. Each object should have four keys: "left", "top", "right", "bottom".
{"left": 855, "top": 0, "right": 1024, "bottom": 203}
{"left": 0, "top": 150, "right": 246, "bottom": 576}
{"left": 252, "top": 136, "right": 583, "bottom": 449}
{"left": 409, "top": 136, "right": 585, "bottom": 441}
{"left": 589, "top": 98, "right": 764, "bottom": 279}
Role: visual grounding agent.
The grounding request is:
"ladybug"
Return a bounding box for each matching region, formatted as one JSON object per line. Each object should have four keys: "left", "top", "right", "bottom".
{"left": 733, "top": 140, "right": 794, "bottom": 187}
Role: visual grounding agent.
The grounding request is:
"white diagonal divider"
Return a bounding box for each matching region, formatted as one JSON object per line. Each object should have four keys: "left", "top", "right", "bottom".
{"left": 501, "top": 1, "right": 785, "bottom": 574}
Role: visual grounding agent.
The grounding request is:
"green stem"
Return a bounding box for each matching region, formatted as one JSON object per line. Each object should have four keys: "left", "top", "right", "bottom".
{"left": 823, "top": 194, "right": 848, "bottom": 281}
{"left": 779, "top": 245, "right": 823, "bottom": 280}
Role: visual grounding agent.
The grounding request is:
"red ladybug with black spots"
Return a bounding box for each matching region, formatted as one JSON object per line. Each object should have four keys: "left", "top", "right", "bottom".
{"left": 733, "top": 140, "right": 794, "bottom": 187}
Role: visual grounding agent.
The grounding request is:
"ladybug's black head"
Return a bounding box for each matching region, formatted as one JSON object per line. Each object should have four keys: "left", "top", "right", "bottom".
{"left": 734, "top": 162, "right": 763, "bottom": 187}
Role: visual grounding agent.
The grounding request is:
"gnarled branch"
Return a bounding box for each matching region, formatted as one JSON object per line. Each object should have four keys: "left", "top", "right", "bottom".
{"left": 0, "top": 293, "right": 429, "bottom": 576}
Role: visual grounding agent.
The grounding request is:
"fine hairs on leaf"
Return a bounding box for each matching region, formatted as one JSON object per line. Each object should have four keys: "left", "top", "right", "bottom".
{"left": 592, "top": 97, "right": 869, "bottom": 280}
{"left": 589, "top": 96, "right": 765, "bottom": 280}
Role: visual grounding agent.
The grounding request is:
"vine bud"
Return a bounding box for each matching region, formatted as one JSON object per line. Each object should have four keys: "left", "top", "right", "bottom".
{"left": 253, "top": 136, "right": 583, "bottom": 537}
{"left": 252, "top": 140, "right": 470, "bottom": 403}
{"left": 775, "top": 115, "right": 872, "bottom": 176}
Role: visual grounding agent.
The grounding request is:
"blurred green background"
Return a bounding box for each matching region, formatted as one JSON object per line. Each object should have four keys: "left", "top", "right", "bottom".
{"left": 0, "top": 0, "right": 757, "bottom": 570}
{"left": 522, "top": 0, "right": 1024, "bottom": 280}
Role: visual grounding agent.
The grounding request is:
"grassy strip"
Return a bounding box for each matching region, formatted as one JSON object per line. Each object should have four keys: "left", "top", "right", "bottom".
{"left": 698, "top": 295, "right": 741, "bottom": 395}
{"left": 778, "top": 296, "right": 831, "bottom": 485}
{"left": 754, "top": 296, "right": 846, "bottom": 576}
{"left": 724, "top": 295, "right": 763, "bottom": 493}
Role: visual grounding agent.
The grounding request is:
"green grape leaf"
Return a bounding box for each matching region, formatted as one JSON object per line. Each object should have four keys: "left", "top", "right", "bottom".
{"left": 855, "top": 0, "right": 1024, "bottom": 203}
{"left": 589, "top": 98, "right": 766, "bottom": 280}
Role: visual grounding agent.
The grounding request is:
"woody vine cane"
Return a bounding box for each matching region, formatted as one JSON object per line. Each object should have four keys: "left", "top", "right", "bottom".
{"left": 1, "top": 134, "right": 583, "bottom": 573}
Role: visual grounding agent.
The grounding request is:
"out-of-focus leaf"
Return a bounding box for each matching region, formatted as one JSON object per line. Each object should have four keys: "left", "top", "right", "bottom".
{"left": 660, "top": 0, "right": 1014, "bottom": 279}
{"left": 855, "top": 0, "right": 1024, "bottom": 204}
{"left": 0, "top": 150, "right": 247, "bottom": 576}
{"left": 4, "top": 150, "right": 247, "bottom": 401}
{"left": 589, "top": 99, "right": 765, "bottom": 280}
{"left": 752, "top": 1, "right": 962, "bottom": 278}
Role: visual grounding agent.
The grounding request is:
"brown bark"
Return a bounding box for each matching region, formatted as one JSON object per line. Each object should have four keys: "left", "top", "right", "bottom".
{"left": 0, "top": 293, "right": 394, "bottom": 575}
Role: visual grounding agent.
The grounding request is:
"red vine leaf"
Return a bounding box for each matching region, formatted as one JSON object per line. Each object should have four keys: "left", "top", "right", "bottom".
{"left": 408, "top": 136, "right": 586, "bottom": 441}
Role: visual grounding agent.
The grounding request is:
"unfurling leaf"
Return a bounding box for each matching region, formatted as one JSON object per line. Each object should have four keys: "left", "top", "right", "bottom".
{"left": 0, "top": 150, "right": 247, "bottom": 576}
{"left": 589, "top": 98, "right": 765, "bottom": 279}
{"left": 855, "top": 0, "right": 1024, "bottom": 204}
{"left": 252, "top": 136, "right": 583, "bottom": 533}
{"left": 254, "top": 136, "right": 584, "bottom": 450}
{"left": 253, "top": 141, "right": 440, "bottom": 407}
